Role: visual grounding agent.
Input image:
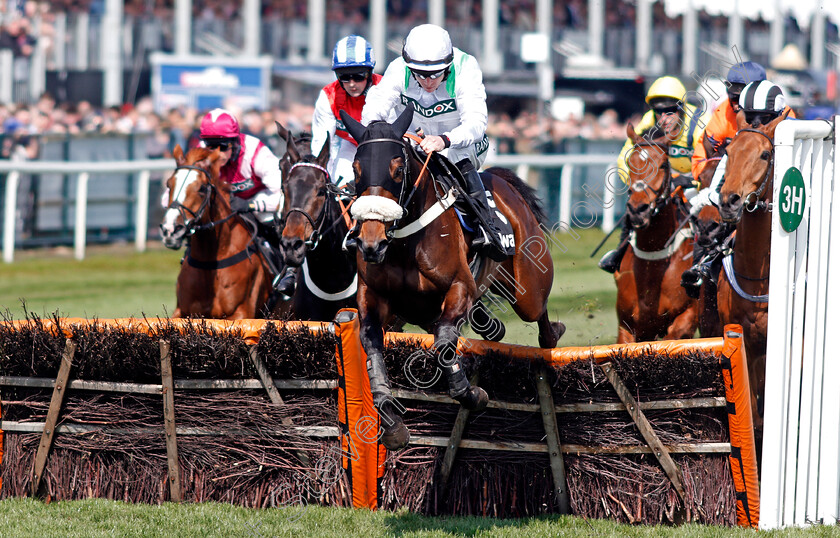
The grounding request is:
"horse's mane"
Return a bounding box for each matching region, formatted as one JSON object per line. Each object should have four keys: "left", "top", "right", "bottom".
{"left": 485, "top": 166, "right": 547, "bottom": 226}
{"left": 183, "top": 146, "right": 231, "bottom": 193}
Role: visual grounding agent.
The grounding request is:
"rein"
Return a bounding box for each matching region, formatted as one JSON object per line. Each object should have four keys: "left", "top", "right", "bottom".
{"left": 169, "top": 165, "right": 260, "bottom": 270}
{"left": 733, "top": 128, "right": 775, "bottom": 213}
{"left": 281, "top": 162, "right": 355, "bottom": 249}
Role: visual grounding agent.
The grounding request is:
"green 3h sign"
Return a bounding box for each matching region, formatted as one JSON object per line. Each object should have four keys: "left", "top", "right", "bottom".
{"left": 779, "top": 167, "right": 807, "bottom": 233}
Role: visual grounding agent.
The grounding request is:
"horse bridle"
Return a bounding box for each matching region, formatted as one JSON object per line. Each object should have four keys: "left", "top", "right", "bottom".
{"left": 167, "top": 164, "right": 250, "bottom": 236}
{"left": 167, "top": 165, "right": 216, "bottom": 234}
{"left": 628, "top": 142, "right": 673, "bottom": 222}
{"left": 732, "top": 128, "right": 775, "bottom": 213}
{"left": 353, "top": 137, "right": 417, "bottom": 239}
{"left": 278, "top": 161, "right": 350, "bottom": 250}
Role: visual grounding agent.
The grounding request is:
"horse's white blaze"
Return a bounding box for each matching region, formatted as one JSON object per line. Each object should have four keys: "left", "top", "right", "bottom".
{"left": 631, "top": 180, "right": 647, "bottom": 193}
{"left": 161, "top": 169, "right": 200, "bottom": 234}
{"left": 639, "top": 148, "right": 649, "bottom": 161}
{"left": 350, "top": 195, "right": 404, "bottom": 222}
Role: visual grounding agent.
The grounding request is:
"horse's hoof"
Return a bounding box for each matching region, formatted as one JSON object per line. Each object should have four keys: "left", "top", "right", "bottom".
{"left": 381, "top": 422, "right": 410, "bottom": 450}
{"left": 552, "top": 321, "right": 566, "bottom": 341}
{"left": 457, "top": 386, "right": 489, "bottom": 412}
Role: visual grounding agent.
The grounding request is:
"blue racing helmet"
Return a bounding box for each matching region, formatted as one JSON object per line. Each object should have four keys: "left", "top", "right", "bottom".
{"left": 332, "top": 35, "right": 375, "bottom": 71}
{"left": 727, "top": 62, "right": 766, "bottom": 85}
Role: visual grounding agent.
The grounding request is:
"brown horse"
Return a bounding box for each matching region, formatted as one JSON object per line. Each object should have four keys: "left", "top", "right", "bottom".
{"left": 341, "top": 108, "right": 564, "bottom": 449}
{"left": 692, "top": 140, "right": 728, "bottom": 337}
{"left": 274, "top": 123, "right": 358, "bottom": 321}
{"left": 614, "top": 123, "right": 698, "bottom": 343}
{"left": 159, "top": 145, "right": 287, "bottom": 319}
{"left": 716, "top": 111, "right": 789, "bottom": 441}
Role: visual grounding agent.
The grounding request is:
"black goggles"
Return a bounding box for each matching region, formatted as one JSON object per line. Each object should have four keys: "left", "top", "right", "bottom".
{"left": 653, "top": 105, "right": 680, "bottom": 115}
{"left": 744, "top": 111, "right": 776, "bottom": 126}
{"left": 412, "top": 68, "right": 446, "bottom": 80}
{"left": 205, "top": 140, "right": 233, "bottom": 151}
{"left": 338, "top": 72, "right": 368, "bottom": 83}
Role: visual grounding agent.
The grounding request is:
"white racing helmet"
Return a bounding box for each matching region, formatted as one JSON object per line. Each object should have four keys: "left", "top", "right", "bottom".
{"left": 402, "top": 24, "right": 453, "bottom": 72}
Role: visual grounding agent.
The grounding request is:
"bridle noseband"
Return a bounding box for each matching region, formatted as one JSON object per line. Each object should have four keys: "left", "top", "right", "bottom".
{"left": 732, "top": 128, "right": 775, "bottom": 213}
{"left": 278, "top": 161, "right": 351, "bottom": 250}
{"left": 167, "top": 165, "right": 216, "bottom": 234}
{"left": 628, "top": 142, "right": 673, "bottom": 224}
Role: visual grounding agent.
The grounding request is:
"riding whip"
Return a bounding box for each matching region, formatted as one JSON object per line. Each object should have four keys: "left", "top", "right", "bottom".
{"left": 589, "top": 214, "right": 625, "bottom": 258}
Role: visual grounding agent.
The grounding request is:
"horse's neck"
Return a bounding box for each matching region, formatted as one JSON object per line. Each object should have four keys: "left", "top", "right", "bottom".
{"left": 190, "top": 208, "right": 250, "bottom": 258}
{"left": 633, "top": 203, "right": 679, "bottom": 251}
{"left": 733, "top": 209, "right": 772, "bottom": 278}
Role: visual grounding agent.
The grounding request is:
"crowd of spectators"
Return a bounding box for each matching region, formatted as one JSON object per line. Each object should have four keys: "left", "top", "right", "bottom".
{"left": 25, "top": 0, "right": 744, "bottom": 33}
{"left": 0, "top": 91, "right": 626, "bottom": 162}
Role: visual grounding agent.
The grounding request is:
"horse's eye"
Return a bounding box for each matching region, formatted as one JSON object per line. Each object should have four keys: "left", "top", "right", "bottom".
{"left": 760, "top": 150, "right": 771, "bottom": 161}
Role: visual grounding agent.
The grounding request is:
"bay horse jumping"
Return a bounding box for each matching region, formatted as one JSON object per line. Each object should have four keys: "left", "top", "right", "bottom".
{"left": 159, "top": 145, "right": 288, "bottom": 319}
{"left": 614, "top": 123, "right": 698, "bottom": 343}
{"left": 275, "top": 122, "right": 358, "bottom": 321}
{"left": 341, "top": 108, "right": 565, "bottom": 450}
{"left": 716, "top": 111, "right": 789, "bottom": 445}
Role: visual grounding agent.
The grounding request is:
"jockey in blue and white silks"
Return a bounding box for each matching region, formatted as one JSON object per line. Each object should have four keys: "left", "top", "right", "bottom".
{"left": 360, "top": 24, "right": 508, "bottom": 261}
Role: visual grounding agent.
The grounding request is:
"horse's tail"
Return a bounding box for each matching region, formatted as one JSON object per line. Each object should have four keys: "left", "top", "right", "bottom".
{"left": 485, "top": 166, "right": 547, "bottom": 226}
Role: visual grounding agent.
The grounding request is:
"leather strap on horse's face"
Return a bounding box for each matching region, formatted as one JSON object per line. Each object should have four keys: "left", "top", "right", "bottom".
{"left": 629, "top": 142, "right": 672, "bottom": 218}
{"left": 354, "top": 137, "right": 410, "bottom": 206}
{"left": 733, "top": 128, "right": 774, "bottom": 212}
{"left": 167, "top": 165, "right": 214, "bottom": 232}
{"left": 279, "top": 161, "right": 354, "bottom": 249}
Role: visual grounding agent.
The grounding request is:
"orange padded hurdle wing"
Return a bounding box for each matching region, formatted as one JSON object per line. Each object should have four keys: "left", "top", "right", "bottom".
{"left": 721, "top": 324, "right": 760, "bottom": 528}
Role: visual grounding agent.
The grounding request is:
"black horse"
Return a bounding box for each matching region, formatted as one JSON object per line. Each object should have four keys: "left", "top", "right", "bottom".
{"left": 275, "top": 123, "right": 358, "bottom": 321}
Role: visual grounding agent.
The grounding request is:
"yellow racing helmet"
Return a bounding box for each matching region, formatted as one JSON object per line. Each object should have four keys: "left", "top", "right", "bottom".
{"left": 645, "top": 76, "right": 687, "bottom": 105}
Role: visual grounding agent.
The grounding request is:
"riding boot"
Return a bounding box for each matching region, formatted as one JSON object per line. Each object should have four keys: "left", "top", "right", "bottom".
{"left": 366, "top": 352, "right": 409, "bottom": 449}
{"left": 598, "top": 221, "right": 631, "bottom": 273}
{"left": 272, "top": 266, "right": 297, "bottom": 300}
{"left": 456, "top": 159, "right": 509, "bottom": 262}
{"left": 444, "top": 359, "right": 489, "bottom": 412}
{"left": 680, "top": 242, "right": 713, "bottom": 300}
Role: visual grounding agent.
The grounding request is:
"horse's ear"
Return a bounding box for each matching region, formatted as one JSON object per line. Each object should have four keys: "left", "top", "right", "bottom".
{"left": 392, "top": 107, "right": 414, "bottom": 137}
{"left": 735, "top": 109, "right": 749, "bottom": 130}
{"left": 173, "top": 144, "right": 185, "bottom": 165}
{"left": 340, "top": 110, "right": 366, "bottom": 142}
{"left": 275, "top": 121, "right": 300, "bottom": 162}
{"left": 625, "top": 122, "right": 638, "bottom": 143}
{"left": 765, "top": 109, "right": 791, "bottom": 136}
{"left": 275, "top": 121, "right": 289, "bottom": 141}
{"left": 316, "top": 133, "right": 330, "bottom": 167}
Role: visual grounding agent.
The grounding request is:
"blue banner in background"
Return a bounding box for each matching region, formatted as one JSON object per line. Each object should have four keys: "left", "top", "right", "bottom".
{"left": 150, "top": 54, "right": 273, "bottom": 113}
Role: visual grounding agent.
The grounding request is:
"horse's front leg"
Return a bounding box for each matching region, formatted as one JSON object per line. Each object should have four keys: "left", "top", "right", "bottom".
{"left": 357, "top": 282, "right": 410, "bottom": 450}
{"left": 435, "top": 282, "right": 489, "bottom": 412}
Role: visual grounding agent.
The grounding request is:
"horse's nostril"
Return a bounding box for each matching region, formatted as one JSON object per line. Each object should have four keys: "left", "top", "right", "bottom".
{"left": 727, "top": 193, "right": 741, "bottom": 206}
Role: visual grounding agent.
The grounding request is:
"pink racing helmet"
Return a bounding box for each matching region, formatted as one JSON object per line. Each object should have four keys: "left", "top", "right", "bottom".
{"left": 199, "top": 109, "right": 240, "bottom": 139}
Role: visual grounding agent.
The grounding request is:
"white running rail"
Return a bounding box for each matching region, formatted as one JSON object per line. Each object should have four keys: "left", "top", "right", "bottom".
{"left": 761, "top": 117, "right": 839, "bottom": 529}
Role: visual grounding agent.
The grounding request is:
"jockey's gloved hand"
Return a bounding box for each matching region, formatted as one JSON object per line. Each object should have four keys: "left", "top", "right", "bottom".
{"left": 689, "top": 189, "right": 712, "bottom": 215}
{"left": 251, "top": 199, "right": 268, "bottom": 212}
{"left": 230, "top": 196, "right": 252, "bottom": 213}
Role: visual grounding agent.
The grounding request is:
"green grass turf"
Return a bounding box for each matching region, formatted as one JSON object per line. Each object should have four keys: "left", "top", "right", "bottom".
{"left": 0, "top": 499, "right": 836, "bottom": 537}
{"left": 0, "top": 229, "right": 618, "bottom": 346}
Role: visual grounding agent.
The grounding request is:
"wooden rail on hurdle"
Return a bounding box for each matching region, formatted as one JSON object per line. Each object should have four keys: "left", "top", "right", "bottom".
{"left": 0, "top": 315, "right": 759, "bottom": 527}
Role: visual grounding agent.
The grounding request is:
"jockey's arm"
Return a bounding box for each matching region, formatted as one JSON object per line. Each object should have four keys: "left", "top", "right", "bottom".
{"left": 445, "top": 55, "right": 488, "bottom": 148}
{"left": 311, "top": 89, "right": 336, "bottom": 158}
{"left": 252, "top": 145, "right": 284, "bottom": 213}
{"left": 360, "top": 61, "right": 404, "bottom": 126}
{"left": 690, "top": 132, "right": 711, "bottom": 182}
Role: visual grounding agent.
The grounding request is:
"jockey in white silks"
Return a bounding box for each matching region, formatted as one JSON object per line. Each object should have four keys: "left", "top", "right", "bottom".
{"left": 360, "top": 23, "right": 510, "bottom": 261}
